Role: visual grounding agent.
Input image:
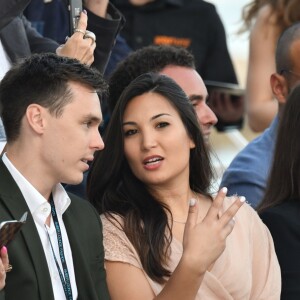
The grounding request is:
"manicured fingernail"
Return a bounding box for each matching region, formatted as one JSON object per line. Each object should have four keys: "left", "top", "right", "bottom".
{"left": 83, "top": 9, "right": 87, "bottom": 15}
{"left": 1, "top": 246, "right": 7, "bottom": 254}
{"left": 229, "top": 217, "right": 236, "bottom": 226}
{"left": 189, "top": 198, "right": 197, "bottom": 207}
{"left": 221, "top": 187, "right": 228, "bottom": 194}
{"left": 240, "top": 196, "right": 246, "bottom": 203}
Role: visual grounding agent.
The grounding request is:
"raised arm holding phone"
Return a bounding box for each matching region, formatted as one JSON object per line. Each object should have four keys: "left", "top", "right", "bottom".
{"left": 0, "top": 0, "right": 124, "bottom": 153}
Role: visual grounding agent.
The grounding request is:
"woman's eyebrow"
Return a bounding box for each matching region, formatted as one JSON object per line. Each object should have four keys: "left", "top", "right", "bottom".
{"left": 122, "top": 113, "right": 171, "bottom": 126}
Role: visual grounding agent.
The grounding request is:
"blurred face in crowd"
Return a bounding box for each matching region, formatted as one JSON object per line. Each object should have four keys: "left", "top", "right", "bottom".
{"left": 161, "top": 66, "right": 218, "bottom": 144}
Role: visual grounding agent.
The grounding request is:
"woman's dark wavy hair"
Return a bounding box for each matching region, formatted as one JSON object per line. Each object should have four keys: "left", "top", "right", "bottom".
{"left": 258, "top": 83, "right": 300, "bottom": 213}
{"left": 87, "top": 72, "right": 213, "bottom": 283}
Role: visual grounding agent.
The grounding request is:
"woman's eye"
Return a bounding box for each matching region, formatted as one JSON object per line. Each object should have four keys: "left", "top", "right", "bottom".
{"left": 157, "top": 122, "right": 169, "bottom": 128}
{"left": 124, "top": 129, "right": 138, "bottom": 136}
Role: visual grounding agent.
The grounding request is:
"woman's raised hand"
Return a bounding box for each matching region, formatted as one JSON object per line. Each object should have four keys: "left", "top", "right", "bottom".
{"left": 182, "top": 188, "right": 245, "bottom": 276}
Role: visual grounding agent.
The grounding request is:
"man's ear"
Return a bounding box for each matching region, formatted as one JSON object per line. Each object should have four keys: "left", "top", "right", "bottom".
{"left": 270, "top": 73, "right": 288, "bottom": 105}
{"left": 26, "top": 104, "right": 46, "bottom": 134}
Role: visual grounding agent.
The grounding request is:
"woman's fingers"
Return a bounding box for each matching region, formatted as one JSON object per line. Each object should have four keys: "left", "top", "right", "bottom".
{"left": 205, "top": 187, "right": 228, "bottom": 220}
{"left": 203, "top": 188, "right": 245, "bottom": 239}
{"left": 220, "top": 196, "right": 245, "bottom": 227}
{"left": 0, "top": 246, "right": 8, "bottom": 290}
{"left": 1, "top": 247, "right": 9, "bottom": 270}
{"left": 185, "top": 198, "right": 199, "bottom": 230}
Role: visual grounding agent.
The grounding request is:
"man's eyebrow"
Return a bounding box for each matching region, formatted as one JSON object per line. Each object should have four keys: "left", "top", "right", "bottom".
{"left": 82, "top": 114, "right": 102, "bottom": 124}
{"left": 122, "top": 113, "right": 171, "bottom": 126}
{"left": 189, "top": 94, "right": 210, "bottom": 103}
{"left": 189, "top": 94, "right": 204, "bottom": 101}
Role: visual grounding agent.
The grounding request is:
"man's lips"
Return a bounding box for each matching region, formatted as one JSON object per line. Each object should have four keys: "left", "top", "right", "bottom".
{"left": 80, "top": 156, "right": 94, "bottom": 164}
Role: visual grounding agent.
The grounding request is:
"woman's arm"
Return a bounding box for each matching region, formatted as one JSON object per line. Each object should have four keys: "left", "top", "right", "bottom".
{"left": 104, "top": 189, "right": 245, "bottom": 300}
{"left": 246, "top": 5, "right": 280, "bottom": 132}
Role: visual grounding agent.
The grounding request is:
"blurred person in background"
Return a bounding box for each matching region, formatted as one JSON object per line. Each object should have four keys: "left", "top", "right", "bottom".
{"left": 241, "top": 0, "right": 300, "bottom": 132}
{"left": 111, "top": 0, "right": 238, "bottom": 85}
{"left": 221, "top": 22, "right": 300, "bottom": 208}
{"left": 24, "top": 0, "right": 132, "bottom": 77}
{"left": 259, "top": 83, "right": 300, "bottom": 299}
{"left": 110, "top": 0, "right": 246, "bottom": 131}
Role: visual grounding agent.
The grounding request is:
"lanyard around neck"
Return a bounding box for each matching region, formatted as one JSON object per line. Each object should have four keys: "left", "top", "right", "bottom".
{"left": 45, "top": 195, "right": 73, "bottom": 300}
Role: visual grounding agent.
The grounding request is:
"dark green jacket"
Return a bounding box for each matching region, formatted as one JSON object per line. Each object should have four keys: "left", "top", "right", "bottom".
{"left": 0, "top": 159, "right": 110, "bottom": 300}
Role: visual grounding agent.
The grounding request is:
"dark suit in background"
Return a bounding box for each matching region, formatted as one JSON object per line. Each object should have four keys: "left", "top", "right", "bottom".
{"left": 260, "top": 200, "right": 300, "bottom": 300}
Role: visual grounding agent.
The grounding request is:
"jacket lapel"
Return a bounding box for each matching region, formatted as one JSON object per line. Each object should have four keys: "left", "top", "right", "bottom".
{"left": 0, "top": 160, "right": 54, "bottom": 300}
{"left": 63, "top": 210, "right": 99, "bottom": 300}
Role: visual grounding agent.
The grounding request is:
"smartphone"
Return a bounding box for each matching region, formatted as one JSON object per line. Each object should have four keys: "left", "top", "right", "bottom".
{"left": 204, "top": 80, "right": 245, "bottom": 132}
{"left": 0, "top": 212, "right": 28, "bottom": 248}
{"left": 66, "top": 0, "right": 83, "bottom": 35}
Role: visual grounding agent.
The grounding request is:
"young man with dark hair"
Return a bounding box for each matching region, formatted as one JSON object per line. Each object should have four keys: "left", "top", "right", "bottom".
{"left": 0, "top": 0, "right": 125, "bottom": 152}
{"left": 0, "top": 53, "right": 109, "bottom": 300}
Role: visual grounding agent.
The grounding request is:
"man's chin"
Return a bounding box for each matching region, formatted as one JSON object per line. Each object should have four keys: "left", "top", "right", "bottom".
{"left": 62, "top": 175, "right": 84, "bottom": 186}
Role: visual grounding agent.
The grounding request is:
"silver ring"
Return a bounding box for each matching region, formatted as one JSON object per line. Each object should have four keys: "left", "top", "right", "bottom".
{"left": 84, "top": 30, "right": 96, "bottom": 45}
{"left": 74, "top": 28, "right": 86, "bottom": 35}
{"left": 5, "top": 264, "right": 12, "bottom": 273}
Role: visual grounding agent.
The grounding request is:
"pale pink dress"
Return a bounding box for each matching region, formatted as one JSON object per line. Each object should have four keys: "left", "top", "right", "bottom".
{"left": 101, "top": 198, "right": 281, "bottom": 299}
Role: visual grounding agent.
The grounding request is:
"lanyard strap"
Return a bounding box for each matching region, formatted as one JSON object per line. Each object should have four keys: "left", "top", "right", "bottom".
{"left": 45, "top": 195, "right": 73, "bottom": 300}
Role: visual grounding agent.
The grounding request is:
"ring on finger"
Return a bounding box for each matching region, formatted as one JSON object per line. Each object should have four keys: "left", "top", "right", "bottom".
{"left": 5, "top": 264, "right": 12, "bottom": 273}
{"left": 74, "top": 28, "right": 86, "bottom": 35}
{"left": 84, "top": 30, "right": 96, "bottom": 45}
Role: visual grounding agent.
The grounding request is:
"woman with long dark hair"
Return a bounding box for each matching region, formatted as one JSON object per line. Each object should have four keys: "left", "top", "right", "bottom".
{"left": 88, "top": 73, "right": 280, "bottom": 299}
{"left": 259, "top": 83, "right": 300, "bottom": 299}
